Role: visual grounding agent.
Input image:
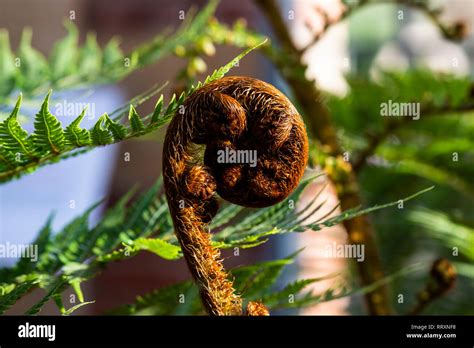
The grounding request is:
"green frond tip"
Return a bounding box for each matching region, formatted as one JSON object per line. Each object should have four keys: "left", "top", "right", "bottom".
{"left": 63, "top": 300, "right": 95, "bottom": 316}
{"left": 204, "top": 39, "right": 268, "bottom": 84}
{"left": 91, "top": 113, "right": 113, "bottom": 145}
{"left": 164, "top": 94, "right": 177, "bottom": 115}
{"left": 32, "top": 90, "right": 65, "bottom": 154}
{"left": 150, "top": 95, "right": 164, "bottom": 124}
{"left": 128, "top": 105, "right": 144, "bottom": 132}
{"left": 65, "top": 108, "right": 91, "bottom": 147}
{"left": 0, "top": 93, "right": 36, "bottom": 159}
{"left": 11, "top": 93, "right": 22, "bottom": 117}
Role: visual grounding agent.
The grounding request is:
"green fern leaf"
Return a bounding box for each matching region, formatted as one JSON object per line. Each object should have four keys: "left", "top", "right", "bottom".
{"left": 0, "top": 45, "right": 267, "bottom": 183}
{"left": 91, "top": 113, "right": 113, "bottom": 145}
{"left": 63, "top": 300, "right": 95, "bottom": 316}
{"left": 150, "top": 95, "right": 164, "bottom": 124}
{"left": 261, "top": 277, "right": 333, "bottom": 309}
{"left": 231, "top": 254, "right": 295, "bottom": 298}
{"left": 65, "top": 108, "right": 92, "bottom": 147}
{"left": 0, "top": 30, "right": 16, "bottom": 99}
{"left": 164, "top": 94, "right": 177, "bottom": 116}
{"left": 14, "top": 214, "right": 54, "bottom": 277}
{"left": 78, "top": 33, "right": 101, "bottom": 78}
{"left": 107, "top": 281, "right": 199, "bottom": 315}
{"left": 49, "top": 21, "right": 78, "bottom": 83}
{"left": 104, "top": 113, "right": 127, "bottom": 140}
{"left": 205, "top": 39, "right": 267, "bottom": 84}
{"left": 128, "top": 105, "right": 144, "bottom": 132}
{"left": 25, "top": 281, "right": 65, "bottom": 315}
{"left": 102, "top": 38, "right": 123, "bottom": 68}
{"left": 0, "top": 147, "right": 17, "bottom": 169}
{"left": 32, "top": 90, "right": 65, "bottom": 154}
{"left": 0, "top": 94, "right": 36, "bottom": 159}
{"left": 0, "top": 281, "right": 37, "bottom": 315}
{"left": 17, "top": 28, "right": 49, "bottom": 93}
{"left": 132, "top": 238, "right": 182, "bottom": 260}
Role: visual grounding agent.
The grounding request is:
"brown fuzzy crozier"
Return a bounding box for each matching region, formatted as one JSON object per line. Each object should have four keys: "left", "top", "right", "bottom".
{"left": 163, "top": 76, "right": 308, "bottom": 316}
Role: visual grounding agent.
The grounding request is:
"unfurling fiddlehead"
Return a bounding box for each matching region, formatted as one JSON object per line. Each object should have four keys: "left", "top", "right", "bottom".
{"left": 163, "top": 76, "right": 308, "bottom": 316}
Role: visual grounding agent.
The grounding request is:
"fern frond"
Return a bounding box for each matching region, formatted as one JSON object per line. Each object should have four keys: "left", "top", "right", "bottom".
{"left": 409, "top": 209, "right": 474, "bottom": 261}
{"left": 0, "top": 280, "right": 37, "bottom": 315}
{"left": 0, "top": 42, "right": 265, "bottom": 184}
{"left": 0, "top": 172, "right": 433, "bottom": 314}
{"left": 0, "top": 0, "right": 221, "bottom": 101}
{"left": 32, "top": 90, "right": 66, "bottom": 154}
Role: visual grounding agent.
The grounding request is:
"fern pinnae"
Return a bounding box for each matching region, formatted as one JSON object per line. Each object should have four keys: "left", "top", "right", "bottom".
{"left": 18, "top": 28, "right": 49, "bottom": 93}
{"left": 0, "top": 148, "right": 17, "bottom": 169}
{"left": 78, "top": 33, "right": 102, "bottom": 78}
{"left": 0, "top": 45, "right": 267, "bottom": 184}
{"left": 164, "top": 93, "right": 177, "bottom": 115}
{"left": 49, "top": 21, "right": 79, "bottom": 84}
{"left": 128, "top": 105, "right": 145, "bottom": 133}
{"left": 0, "top": 94, "right": 35, "bottom": 158}
{"left": 65, "top": 107, "right": 92, "bottom": 147}
{"left": 150, "top": 95, "right": 164, "bottom": 124}
{"left": 0, "top": 94, "right": 36, "bottom": 159}
{"left": 104, "top": 113, "right": 127, "bottom": 140}
{"left": 32, "top": 90, "right": 66, "bottom": 154}
{"left": 90, "top": 113, "right": 113, "bottom": 145}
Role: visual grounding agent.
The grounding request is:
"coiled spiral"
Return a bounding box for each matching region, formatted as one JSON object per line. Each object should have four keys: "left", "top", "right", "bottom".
{"left": 162, "top": 76, "right": 308, "bottom": 315}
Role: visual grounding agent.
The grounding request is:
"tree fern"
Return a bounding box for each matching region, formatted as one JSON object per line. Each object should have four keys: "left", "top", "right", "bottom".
{"left": 106, "top": 252, "right": 421, "bottom": 315}
{"left": 0, "top": 0, "right": 220, "bottom": 101}
{"left": 0, "top": 169, "right": 432, "bottom": 315}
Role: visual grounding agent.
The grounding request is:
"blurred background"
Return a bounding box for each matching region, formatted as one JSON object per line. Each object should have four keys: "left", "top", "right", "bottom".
{"left": 0, "top": 0, "right": 473, "bottom": 315}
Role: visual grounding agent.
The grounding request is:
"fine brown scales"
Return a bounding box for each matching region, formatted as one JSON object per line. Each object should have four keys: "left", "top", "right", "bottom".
{"left": 162, "top": 76, "right": 309, "bottom": 315}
